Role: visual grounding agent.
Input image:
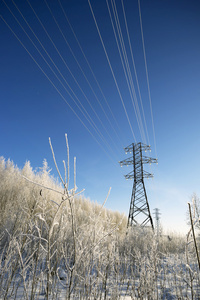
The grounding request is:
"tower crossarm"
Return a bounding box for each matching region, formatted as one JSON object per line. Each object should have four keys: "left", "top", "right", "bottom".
{"left": 124, "top": 143, "right": 151, "bottom": 154}
{"left": 124, "top": 144, "right": 134, "bottom": 154}
{"left": 119, "top": 157, "right": 133, "bottom": 166}
{"left": 124, "top": 170, "right": 153, "bottom": 180}
{"left": 143, "top": 170, "right": 154, "bottom": 179}
{"left": 124, "top": 171, "right": 134, "bottom": 180}
{"left": 142, "top": 156, "right": 158, "bottom": 164}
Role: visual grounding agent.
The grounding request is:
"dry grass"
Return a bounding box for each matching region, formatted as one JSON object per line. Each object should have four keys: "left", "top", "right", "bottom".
{"left": 0, "top": 136, "right": 199, "bottom": 299}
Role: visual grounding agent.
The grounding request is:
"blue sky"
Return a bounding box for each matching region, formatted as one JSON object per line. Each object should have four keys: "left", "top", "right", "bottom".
{"left": 1, "top": 0, "right": 200, "bottom": 234}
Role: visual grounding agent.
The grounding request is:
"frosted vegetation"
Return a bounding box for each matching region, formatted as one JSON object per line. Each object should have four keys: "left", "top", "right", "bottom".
{"left": 0, "top": 137, "right": 200, "bottom": 299}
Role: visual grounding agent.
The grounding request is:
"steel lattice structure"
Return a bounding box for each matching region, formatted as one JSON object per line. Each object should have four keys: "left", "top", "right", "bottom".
{"left": 153, "top": 208, "right": 161, "bottom": 235}
{"left": 119, "top": 143, "right": 157, "bottom": 229}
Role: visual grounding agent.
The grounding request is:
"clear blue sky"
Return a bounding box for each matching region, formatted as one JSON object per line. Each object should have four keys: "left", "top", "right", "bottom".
{"left": 1, "top": 0, "right": 200, "bottom": 234}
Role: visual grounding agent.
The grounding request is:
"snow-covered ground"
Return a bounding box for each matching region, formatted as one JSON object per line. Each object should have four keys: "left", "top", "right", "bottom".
{"left": 1, "top": 253, "right": 199, "bottom": 299}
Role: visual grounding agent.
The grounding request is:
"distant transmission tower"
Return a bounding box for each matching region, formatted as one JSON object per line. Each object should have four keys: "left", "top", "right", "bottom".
{"left": 153, "top": 208, "right": 161, "bottom": 235}
{"left": 119, "top": 143, "right": 157, "bottom": 230}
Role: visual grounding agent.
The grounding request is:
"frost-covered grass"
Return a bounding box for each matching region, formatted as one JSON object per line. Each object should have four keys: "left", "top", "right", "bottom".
{"left": 0, "top": 136, "right": 200, "bottom": 299}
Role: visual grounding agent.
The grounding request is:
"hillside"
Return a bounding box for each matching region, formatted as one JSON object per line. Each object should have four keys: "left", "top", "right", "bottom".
{"left": 0, "top": 152, "right": 199, "bottom": 299}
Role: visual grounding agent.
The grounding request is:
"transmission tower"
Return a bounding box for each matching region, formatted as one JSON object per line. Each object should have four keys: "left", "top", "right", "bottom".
{"left": 153, "top": 208, "right": 161, "bottom": 235}
{"left": 119, "top": 143, "right": 157, "bottom": 230}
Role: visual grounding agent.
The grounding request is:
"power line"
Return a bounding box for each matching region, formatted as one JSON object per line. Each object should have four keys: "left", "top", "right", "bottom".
{"left": 121, "top": 0, "right": 151, "bottom": 148}
{"left": 107, "top": 0, "right": 147, "bottom": 145}
{"left": 111, "top": 0, "right": 146, "bottom": 142}
{"left": 58, "top": 0, "right": 125, "bottom": 147}
{"left": 138, "top": 0, "right": 157, "bottom": 158}
{"left": 10, "top": 0, "right": 123, "bottom": 159}
{"left": 0, "top": 11, "right": 118, "bottom": 165}
{"left": 1, "top": 0, "right": 157, "bottom": 169}
{"left": 43, "top": 0, "right": 121, "bottom": 153}
{"left": 88, "top": 0, "right": 137, "bottom": 143}
{"left": 4, "top": 0, "right": 117, "bottom": 158}
{"left": 26, "top": 0, "right": 118, "bottom": 153}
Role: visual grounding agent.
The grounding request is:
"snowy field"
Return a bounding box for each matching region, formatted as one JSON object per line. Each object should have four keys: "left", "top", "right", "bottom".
{"left": 1, "top": 249, "right": 200, "bottom": 299}
{"left": 0, "top": 154, "right": 200, "bottom": 299}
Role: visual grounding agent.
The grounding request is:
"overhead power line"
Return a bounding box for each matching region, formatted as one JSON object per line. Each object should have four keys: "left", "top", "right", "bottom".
{"left": 3, "top": 0, "right": 117, "bottom": 158}
{"left": 138, "top": 0, "right": 157, "bottom": 158}
{"left": 44, "top": 0, "right": 121, "bottom": 152}
{"left": 0, "top": 6, "right": 118, "bottom": 164}
{"left": 121, "top": 0, "right": 150, "bottom": 148}
{"left": 106, "top": 0, "right": 147, "bottom": 145}
{"left": 26, "top": 0, "right": 118, "bottom": 152}
{"left": 88, "top": 0, "right": 137, "bottom": 143}
{"left": 1, "top": 0, "right": 158, "bottom": 168}
{"left": 58, "top": 0, "right": 125, "bottom": 146}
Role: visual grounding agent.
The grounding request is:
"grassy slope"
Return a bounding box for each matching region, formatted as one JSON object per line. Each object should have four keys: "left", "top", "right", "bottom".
{"left": 0, "top": 156, "right": 199, "bottom": 299}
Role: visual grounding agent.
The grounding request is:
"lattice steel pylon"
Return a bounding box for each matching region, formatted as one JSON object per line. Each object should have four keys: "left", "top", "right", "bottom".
{"left": 119, "top": 143, "right": 157, "bottom": 230}
{"left": 153, "top": 208, "right": 161, "bottom": 235}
